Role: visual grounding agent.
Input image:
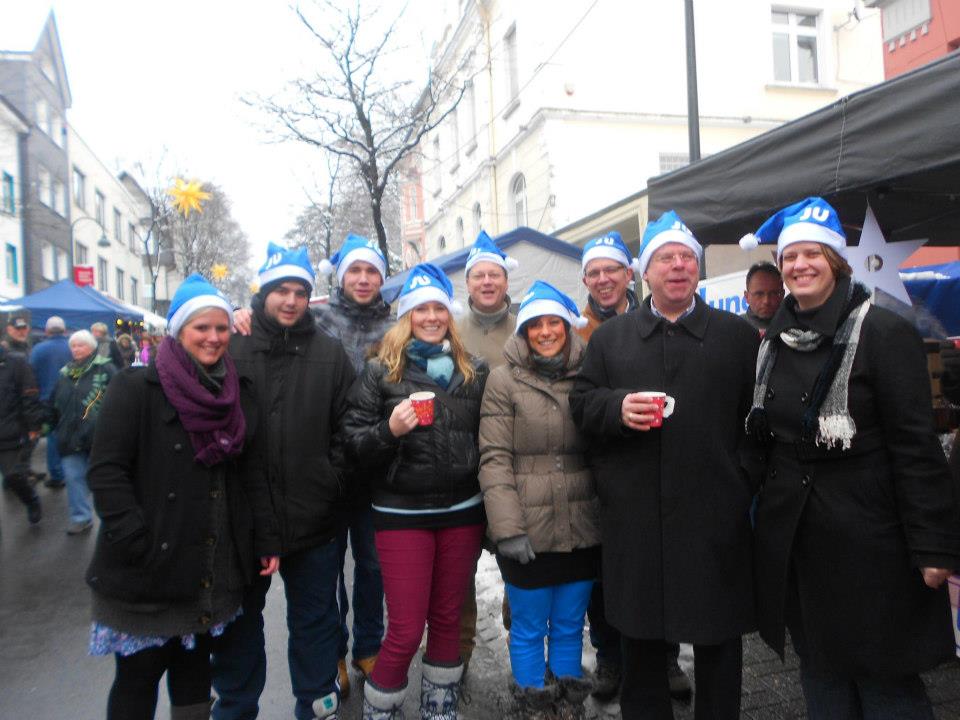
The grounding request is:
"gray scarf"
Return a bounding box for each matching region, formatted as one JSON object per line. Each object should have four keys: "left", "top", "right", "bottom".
{"left": 747, "top": 281, "right": 871, "bottom": 450}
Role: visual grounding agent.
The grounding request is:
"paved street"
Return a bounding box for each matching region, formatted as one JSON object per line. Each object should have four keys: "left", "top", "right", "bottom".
{"left": 4, "top": 441, "right": 960, "bottom": 719}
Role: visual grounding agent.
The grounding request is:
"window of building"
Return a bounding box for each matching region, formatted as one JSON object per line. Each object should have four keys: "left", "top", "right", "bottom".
{"left": 456, "top": 217, "right": 465, "bottom": 247}
{"left": 406, "top": 184, "right": 421, "bottom": 222}
{"left": 97, "top": 256, "right": 109, "bottom": 292}
{"left": 438, "top": 235, "right": 447, "bottom": 251}
{"left": 504, "top": 25, "right": 520, "bottom": 104}
{"left": 1, "top": 172, "right": 13, "bottom": 214}
{"left": 37, "top": 166, "right": 51, "bottom": 208}
{"left": 131, "top": 277, "right": 139, "bottom": 305}
{"left": 50, "top": 114, "right": 63, "bottom": 148}
{"left": 35, "top": 99, "right": 50, "bottom": 135}
{"left": 771, "top": 9, "right": 820, "bottom": 84}
{"left": 41, "top": 242, "right": 55, "bottom": 280}
{"left": 55, "top": 248, "right": 68, "bottom": 280}
{"left": 512, "top": 173, "right": 527, "bottom": 227}
{"left": 472, "top": 202, "right": 482, "bottom": 236}
{"left": 464, "top": 81, "right": 478, "bottom": 153}
{"left": 880, "top": 0, "right": 931, "bottom": 42}
{"left": 51, "top": 177, "right": 65, "bottom": 216}
{"left": 76, "top": 242, "right": 88, "bottom": 266}
{"left": 660, "top": 152, "right": 691, "bottom": 174}
{"left": 114, "top": 208, "right": 123, "bottom": 241}
{"left": 432, "top": 135, "right": 442, "bottom": 195}
{"left": 450, "top": 110, "right": 460, "bottom": 170}
{"left": 116, "top": 268, "right": 125, "bottom": 300}
{"left": 5, "top": 243, "right": 18, "bottom": 284}
{"left": 73, "top": 168, "right": 86, "bottom": 210}
{"left": 95, "top": 190, "right": 105, "bottom": 227}
{"left": 128, "top": 222, "right": 139, "bottom": 253}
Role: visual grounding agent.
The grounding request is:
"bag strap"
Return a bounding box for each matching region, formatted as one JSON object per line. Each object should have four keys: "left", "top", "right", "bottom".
{"left": 430, "top": 385, "right": 476, "bottom": 429}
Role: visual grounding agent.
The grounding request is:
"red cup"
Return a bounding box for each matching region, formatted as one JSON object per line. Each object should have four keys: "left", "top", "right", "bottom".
{"left": 636, "top": 391, "right": 676, "bottom": 428}
{"left": 409, "top": 392, "right": 436, "bottom": 426}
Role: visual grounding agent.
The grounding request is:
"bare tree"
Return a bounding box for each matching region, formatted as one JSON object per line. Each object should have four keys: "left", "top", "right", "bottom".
{"left": 285, "top": 163, "right": 403, "bottom": 295}
{"left": 258, "top": 0, "right": 465, "bottom": 276}
{"left": 163, "top": 183, "right": 253, "bottom": 306}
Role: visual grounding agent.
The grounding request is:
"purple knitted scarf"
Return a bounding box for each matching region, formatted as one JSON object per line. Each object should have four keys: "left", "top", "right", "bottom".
{"left": 155, "top": 336, "right": 246, "bottom": 467}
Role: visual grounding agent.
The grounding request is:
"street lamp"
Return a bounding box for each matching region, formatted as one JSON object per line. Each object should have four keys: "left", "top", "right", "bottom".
{"left": 70, "top": 214, "right": 110, "bottom": 255}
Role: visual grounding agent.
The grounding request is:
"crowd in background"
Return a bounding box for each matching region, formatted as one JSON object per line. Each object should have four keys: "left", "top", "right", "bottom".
{"left": 1, "top": 195, "right": 959, "bottom": 720}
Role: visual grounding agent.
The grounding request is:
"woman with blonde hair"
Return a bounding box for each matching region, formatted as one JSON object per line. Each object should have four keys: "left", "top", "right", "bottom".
{"left": 344, "top": 263, "right": 488, "bottom": 720}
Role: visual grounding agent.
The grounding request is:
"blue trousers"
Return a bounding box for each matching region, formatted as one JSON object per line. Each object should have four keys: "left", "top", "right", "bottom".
{"left": 212, "top": 540, "right": 341, "bottom": 720}
{"left": 46, "top": 432, "right": 64, "bottom": 482}
{"left": 800, "top": 665, "right": 934, "bottom": 720}
{"left": 505, "top": 580, "right": 594, "bottom": 689}
{"left": 335, "top": 503, "right": 384, "bottom": 660}
{"left": 61, "top": 452, "right": 91, "bottom": 524}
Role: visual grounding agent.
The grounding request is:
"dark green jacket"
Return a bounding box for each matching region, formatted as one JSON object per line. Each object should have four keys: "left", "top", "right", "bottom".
{"left": 53, "top": 354, "right": 116, "bottom": 456}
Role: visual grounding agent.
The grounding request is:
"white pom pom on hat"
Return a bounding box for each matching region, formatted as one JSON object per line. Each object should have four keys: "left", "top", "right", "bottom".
{"left": 503, "top": 256, "right": 520, "bottom": 272}
{"left": 317, "top": 258, "right": 334, "bottom": 275}
{"left": 739, "top": 234, "right": 759, "bottom": 251}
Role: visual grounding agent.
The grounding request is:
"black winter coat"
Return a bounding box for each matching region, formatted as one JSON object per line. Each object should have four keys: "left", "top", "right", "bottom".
{"left": 570, "top": 296, "right": 761, "bottom": 644}
{"left": 53, "top": 355, "right": 116, "bottom": 456}
{"left": 229, "top": 309, "right": 355, "bottom": 557}
{"left": 753, "top": 279, "right": 960, "bottom": 678}
{"left": 0, "top": 346, "right": 43, "bottom": 451}
{"left": 85, "top": 366, "right": 267, "bottom": 603}
{"left": 344, "top": 357, "right": 489, "bottom": 512}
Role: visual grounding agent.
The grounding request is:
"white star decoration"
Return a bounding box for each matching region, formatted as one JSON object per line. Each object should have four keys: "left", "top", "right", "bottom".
{"left": 846, "top": 205, "right": 927, "bottom": 305}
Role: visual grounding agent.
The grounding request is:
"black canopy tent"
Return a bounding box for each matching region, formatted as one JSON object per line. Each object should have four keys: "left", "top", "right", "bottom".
{"left": 647, "top": 52, "right": 960, "bottom": 246}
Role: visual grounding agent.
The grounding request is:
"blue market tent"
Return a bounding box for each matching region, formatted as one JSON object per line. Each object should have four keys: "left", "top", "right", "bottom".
{"left": 2, "top": 280, "right": 143, "bottom": 331}
{"left": 381, "top": 226, "right": 585, "bottom": 306}
{"left": 902, "top": 261, "right": 960, "bottom": 337}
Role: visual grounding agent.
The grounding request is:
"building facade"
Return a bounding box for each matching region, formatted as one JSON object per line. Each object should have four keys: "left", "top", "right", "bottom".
{"left": 412, "top": 0, "right": 884, "bottom": 259}
{"left": 865, "top": 0, "right": 960, "bottom": 78}
{"left": 0, "top": 97, "right": 29, "bottom": 301}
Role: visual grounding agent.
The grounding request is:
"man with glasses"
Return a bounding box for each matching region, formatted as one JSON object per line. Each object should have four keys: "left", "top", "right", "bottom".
{"left": 742, "top": 262, "right": 784, "bottom": 335}
{"left": 577, "top": 232, "right": 640, "bottom": 341}
{"left": 571, "top": 212, "right": 760, "bottom": 719}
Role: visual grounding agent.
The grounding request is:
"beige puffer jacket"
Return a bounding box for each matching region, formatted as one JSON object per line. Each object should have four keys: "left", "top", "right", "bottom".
{"left": 479, "top": 333, "right": 599, "bottom": 552}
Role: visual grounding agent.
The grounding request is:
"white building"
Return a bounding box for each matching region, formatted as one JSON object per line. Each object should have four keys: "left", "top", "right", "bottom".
{"left": 416, "top": 0, "right": 884, "bottom": 258}
{"left": 0, "top": 97, "right": 28, "bottom": 301}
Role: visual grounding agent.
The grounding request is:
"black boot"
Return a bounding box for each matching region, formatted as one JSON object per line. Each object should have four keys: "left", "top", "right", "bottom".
{"left": 6, "top": 474, "right": 40, "bottom": 524}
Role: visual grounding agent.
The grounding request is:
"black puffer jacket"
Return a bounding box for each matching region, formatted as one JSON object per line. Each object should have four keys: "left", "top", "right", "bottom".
{"left": 344, "top": 357, "right": 489, "bottom": 511}
{"left": 230, "top": 302, "right": 355, "bottom": 557}
{"left": 0, "top": 346, "right": 43, "bottom": 451}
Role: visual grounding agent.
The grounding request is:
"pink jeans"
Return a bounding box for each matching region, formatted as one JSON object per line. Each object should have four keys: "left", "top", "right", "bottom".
{"left": 370, "top": 524, "right": 484, "bottom": 689}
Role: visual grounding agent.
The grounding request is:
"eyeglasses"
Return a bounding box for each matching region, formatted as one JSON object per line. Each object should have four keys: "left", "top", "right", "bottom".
{"left": 584, "top": 265, "right": 626, "bottom": 281}
{"left": 467, "top": 270, "right": 506, "bottom": 282}
{"left": 651, "top": 252, "right": 698, "bottom": 266}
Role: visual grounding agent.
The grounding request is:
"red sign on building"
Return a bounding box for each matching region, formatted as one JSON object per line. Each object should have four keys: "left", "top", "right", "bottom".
{"left": 73, "top": 265, "right": 95, "bottom": 287}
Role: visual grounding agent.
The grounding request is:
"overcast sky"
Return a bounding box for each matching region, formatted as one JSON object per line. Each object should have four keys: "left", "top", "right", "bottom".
{"left": 5, "top": 0, "right": 434, "bottom": 269}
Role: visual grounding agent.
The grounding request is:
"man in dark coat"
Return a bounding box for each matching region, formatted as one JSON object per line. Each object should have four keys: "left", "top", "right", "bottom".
{"left": 0, "top": 343, "right": 44, "bottom": 525}
{"left": 570, "top": 212, "right": 760, "bottom": 720}
{"left": 314, "top": 235, "right": 393, "bottom": 696}
{"left": 211, "top": 245, "right": 356, "bottom": 720}
{"left": 30, "top": 316, "right": 72, "bottom": 488}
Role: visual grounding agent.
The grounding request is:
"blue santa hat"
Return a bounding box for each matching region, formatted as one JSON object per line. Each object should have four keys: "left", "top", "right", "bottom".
{"left": 464, "top": 230, "right": 519, "bottom": 276}
{"left": 166, "top": 273, "right": 233, "bottom": 337}
{"left": 581, "top": 231, "right": 639, "bottom": 274}
{"left": 318, "top": 233, "right": 387, "bottom": 285}
{"left": 396, "top": 263, "right": 463, "bottom": 318}
{"left": 515, "top": 280, "right": 587, "bottom": 334}
{"left": 257, "top": 242, "right": 315, "bottom": 293}
{"left": 636, "top": 211, "right": 703, "bottom": 273}
{"left": 739, "top": 196, "right": 847, "bottom": 259}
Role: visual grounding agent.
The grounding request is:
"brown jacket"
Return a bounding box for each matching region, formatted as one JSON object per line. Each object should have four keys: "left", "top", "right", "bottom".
{"left": 575, "top": 303, "right": 603, "bottom": 342}
{"left": 458, "top": 299, "right": 516, "bottom": 370}
{"left": 478, "top": 333, "right": 599, "bottom": 552}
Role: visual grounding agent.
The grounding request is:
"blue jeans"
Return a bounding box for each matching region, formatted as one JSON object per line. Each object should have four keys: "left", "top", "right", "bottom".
{"left": 212, "top": 540, "right": 341, "bottom": 720}
{"left": 45, "top": 432, "right": 64, "bottom": 482}
{"left": 336, "top": 504, "right": 384, "bottom": 660}
{"left": 61, "top": 452, "right": 91, "bottom": 523}
{"left": 505, "top": 580, "right": 594, "bottom": 688}
{"left": 800, "top": 665, "right": 935, "bottom": 720}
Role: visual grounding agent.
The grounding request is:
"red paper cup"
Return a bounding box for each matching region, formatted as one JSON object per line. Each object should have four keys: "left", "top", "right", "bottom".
{"left": 409, "top": 392, "right": 436, "bottom": 426}
{"left": 636, "top": 391, "right": 676, "bottom": 428}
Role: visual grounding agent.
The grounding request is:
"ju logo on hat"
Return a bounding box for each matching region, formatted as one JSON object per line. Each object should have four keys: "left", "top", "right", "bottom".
{"left": 257, "top": 242, "right": 315, "bottom": 291}
{"left": 739, "top": 196, "right": 846, "bottom": 260}
{"left": 318, "top": 233, "right": 387, "bottom": 284}
{"left": 464, "top": 230, "right": 519, "bottom": 276}
{"left": 581, "top": 231, "right": 637, "bottom": 273}
{"left": 636, "top": 210, "right": 702, "bottom": 273}
{"left": 515, "top": 279, "right": 587, "bottom": 333}
{"left": 397, "top": 262, "right": 462, "bottom": 318}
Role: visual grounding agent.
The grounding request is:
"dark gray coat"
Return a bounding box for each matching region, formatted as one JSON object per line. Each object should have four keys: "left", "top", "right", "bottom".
{"left": 753, "top": 280, "right": 960, "bottom": 677}
{"left": 570, "top": 296, "right": 761, "bottom": 643}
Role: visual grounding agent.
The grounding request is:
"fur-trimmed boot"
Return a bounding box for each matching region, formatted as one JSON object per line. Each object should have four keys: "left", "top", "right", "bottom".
{"left": 555, "top": 676, "right": 594, "bottom": 720}
{"left": 363, "top": 679, "right": 407, "bottom": 720}
{"left": 419, "top": 659, "right": 463, "bottom": 720}
{"left": 506, "top": 680, "right": 559, "bottom": 720}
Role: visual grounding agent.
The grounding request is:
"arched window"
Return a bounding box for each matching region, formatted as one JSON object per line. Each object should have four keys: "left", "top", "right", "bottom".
{"left": 438, "top": 235, "right": 447, "bottom": 252}
{"left": 512, "top": 173, "right": 527, "bottom": 228}
{"left": 456, "top": 217, "right": 464, "bottom": 247}
{"left": 472, "top": 203, "right": 482, "bottom": 236}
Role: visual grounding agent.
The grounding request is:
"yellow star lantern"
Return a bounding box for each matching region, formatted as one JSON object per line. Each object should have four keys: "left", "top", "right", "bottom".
{"left": 167, "top": 178, "right": 211, "bottom": 217}
{"left": 249, "top": 281, "right": 260, "bottom": 295}
{"left": 211, "top": 263, "right": 229, "bottom": 281}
